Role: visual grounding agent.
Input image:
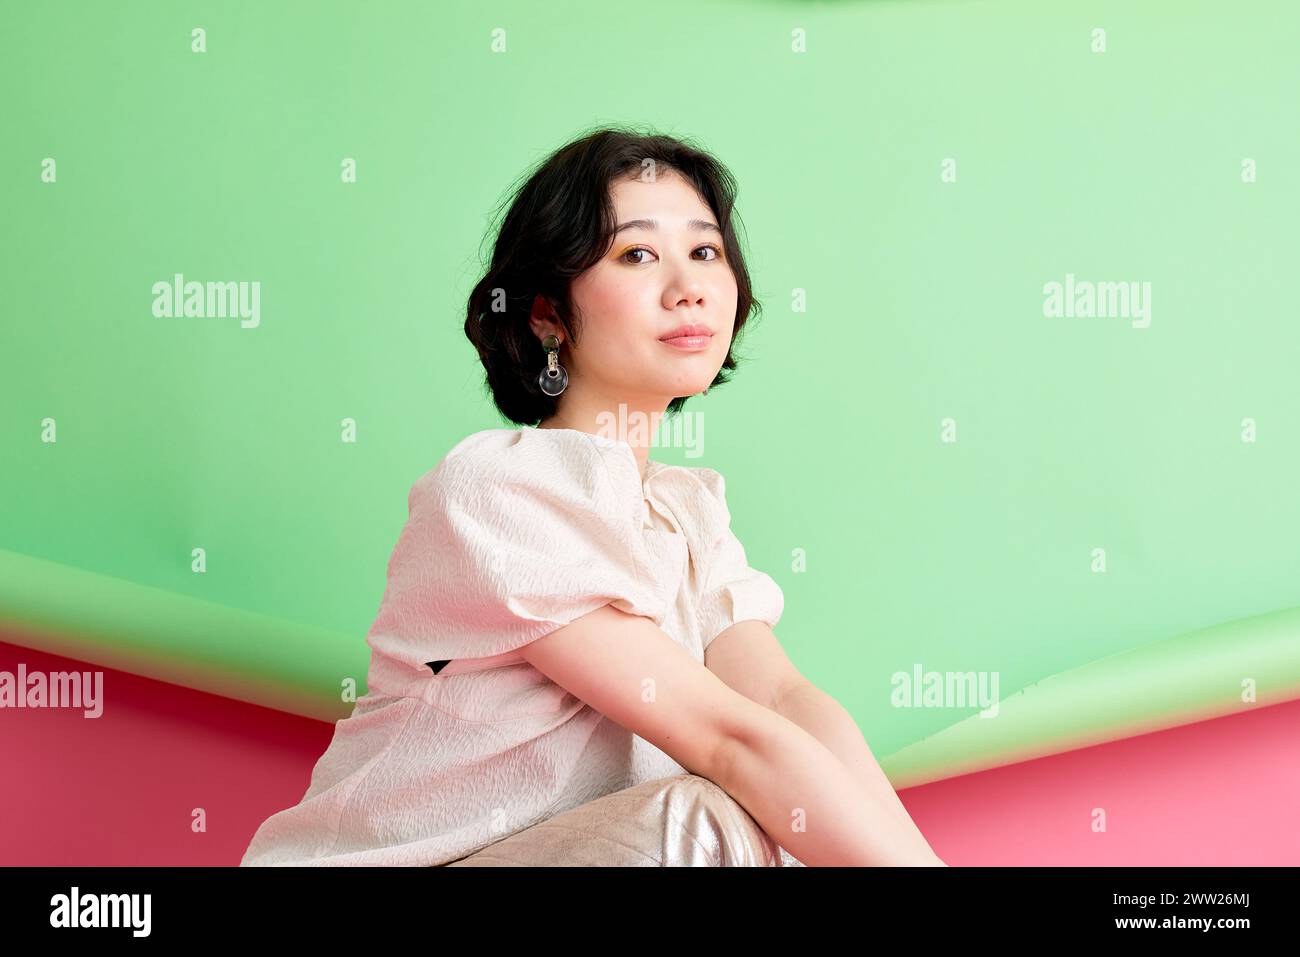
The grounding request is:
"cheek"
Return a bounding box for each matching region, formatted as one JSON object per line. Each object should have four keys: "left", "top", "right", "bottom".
{"left": 579, "top": 266, "right": 639, "bottom": 312}
{"left": 577, "top": 275, "right": 657, "bottom": 344}
{"left": 720, "top": 274, "right": 739, "bottom": 312}
{"left": 715, "top": 283, "right": 738, "bottom": 342}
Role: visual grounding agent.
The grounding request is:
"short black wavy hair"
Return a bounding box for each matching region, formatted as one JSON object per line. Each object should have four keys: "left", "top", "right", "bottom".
{"left": 463, "top": 125, "right": 763, "bottom": 426}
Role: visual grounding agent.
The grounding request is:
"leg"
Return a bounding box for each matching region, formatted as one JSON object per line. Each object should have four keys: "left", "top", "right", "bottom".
{"left": 446, "top": 774, "right": 805, "bottom": 867}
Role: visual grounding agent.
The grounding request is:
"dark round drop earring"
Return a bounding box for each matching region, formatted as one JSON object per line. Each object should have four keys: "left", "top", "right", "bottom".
{"left": 538, "top": 334, "right": 568, "bottom": 396}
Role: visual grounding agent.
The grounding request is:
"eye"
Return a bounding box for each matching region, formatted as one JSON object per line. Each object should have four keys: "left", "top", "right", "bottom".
{"left": 619, "top": 244, "right": 724, "bottom": 265}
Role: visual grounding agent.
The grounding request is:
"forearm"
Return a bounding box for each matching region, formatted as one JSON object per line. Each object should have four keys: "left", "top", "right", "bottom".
{"left": 713, "top": 697, "right": 942, "bottom": 867}
{"left": 773, "top": 680, "right": 936, "bottom": 853}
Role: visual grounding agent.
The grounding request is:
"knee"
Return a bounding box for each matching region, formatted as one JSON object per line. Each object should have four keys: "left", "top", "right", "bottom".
{"left": 654, "top": 774, "right": 781, "bottom": 867}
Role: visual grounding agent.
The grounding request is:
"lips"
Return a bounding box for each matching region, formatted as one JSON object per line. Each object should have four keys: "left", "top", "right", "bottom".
{"left": 659, "top": 323, "right": 713, "bottom": 341}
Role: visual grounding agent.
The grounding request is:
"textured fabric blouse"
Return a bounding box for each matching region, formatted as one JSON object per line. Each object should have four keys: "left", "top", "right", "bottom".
{"left": 239, "top": 426, "right": 785, "bottom": 866}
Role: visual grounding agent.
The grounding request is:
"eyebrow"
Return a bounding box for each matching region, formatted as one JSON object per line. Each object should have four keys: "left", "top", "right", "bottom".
{"left": 614, "top": 218, "right": 721, "bottom": 236}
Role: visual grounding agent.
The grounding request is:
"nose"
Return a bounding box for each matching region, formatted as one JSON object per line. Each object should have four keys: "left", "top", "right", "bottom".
{"left": 669, "top": 287, "right": 705, "bottom": 310}
{"left": 662, "top": 264, "right": 707, "bottom": 311}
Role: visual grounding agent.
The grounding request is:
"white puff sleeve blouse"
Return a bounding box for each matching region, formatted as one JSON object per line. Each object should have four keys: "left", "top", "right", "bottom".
{"left": 239, "top": 426, "right": 784, "bottom": 866}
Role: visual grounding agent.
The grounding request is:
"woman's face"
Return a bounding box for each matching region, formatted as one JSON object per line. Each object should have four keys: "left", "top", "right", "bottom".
{"left": 540, "top": 170, "right": 738, "bottom": 414}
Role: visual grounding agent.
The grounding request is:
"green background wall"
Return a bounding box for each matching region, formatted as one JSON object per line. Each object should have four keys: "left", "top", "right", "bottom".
{"left": 3, "top": 1, "right": 1297, "bottom": 765}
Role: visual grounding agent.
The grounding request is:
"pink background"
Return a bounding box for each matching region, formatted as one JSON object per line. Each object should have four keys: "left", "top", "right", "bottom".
{"left": 2, "top": 635, "right": 1297, "bottom": 866}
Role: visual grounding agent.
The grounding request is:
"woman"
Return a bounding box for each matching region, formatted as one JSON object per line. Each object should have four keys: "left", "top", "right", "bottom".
{"left": 240, "top": 126, "right": 946, "bottom": 867}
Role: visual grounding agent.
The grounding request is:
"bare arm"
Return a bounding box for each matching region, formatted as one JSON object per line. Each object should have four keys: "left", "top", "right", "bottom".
{"left": 706, "top": 620, "right": 945, "bottom": 865}
{"left": 518, "top": 604, "right": 942, "bottom": 866}
{"left": 712, "top": 702, "right": 943, "bottom": 867}
{"left": 772, "top": 680, "right": 943, "bottom": 860}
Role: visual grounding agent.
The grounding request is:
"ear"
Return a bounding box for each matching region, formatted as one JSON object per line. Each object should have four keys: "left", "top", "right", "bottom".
{"left": 528, "top": 294, "right": 562, "bottom": 343}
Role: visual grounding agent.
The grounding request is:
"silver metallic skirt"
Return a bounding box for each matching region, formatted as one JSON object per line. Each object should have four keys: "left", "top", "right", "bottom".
{"left": 445, "top": 774, "right": 805, "bottom": 867}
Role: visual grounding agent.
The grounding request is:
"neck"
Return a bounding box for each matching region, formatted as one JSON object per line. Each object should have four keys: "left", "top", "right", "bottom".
{"left": 537, "top": 401, "right": 667, "bottom": 481}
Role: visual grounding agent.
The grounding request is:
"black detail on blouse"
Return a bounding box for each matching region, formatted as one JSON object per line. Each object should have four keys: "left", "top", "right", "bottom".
{"left": 426, "top": 659, "right": 452, "bottom": 675}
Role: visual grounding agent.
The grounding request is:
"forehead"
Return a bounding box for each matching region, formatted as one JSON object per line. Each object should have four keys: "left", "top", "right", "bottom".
{"left": 608, "top": 170, "right": 714, "bottom": 224}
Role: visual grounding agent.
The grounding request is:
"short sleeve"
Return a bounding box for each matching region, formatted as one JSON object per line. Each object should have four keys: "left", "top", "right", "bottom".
{"left": 692, "top": 469, "right": 785, "bottom": 651}
{"left": 365, "top": 433, "right": 666, "bottom": 676}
